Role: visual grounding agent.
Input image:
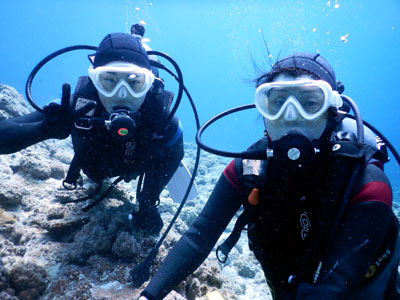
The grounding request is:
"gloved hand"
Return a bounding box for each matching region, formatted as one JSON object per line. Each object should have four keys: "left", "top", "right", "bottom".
{"left": 42, "top": 83, "right": 95, "bottom": 139}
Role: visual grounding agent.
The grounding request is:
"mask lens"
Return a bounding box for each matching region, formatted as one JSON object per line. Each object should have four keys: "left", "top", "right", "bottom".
{"left": 98, "top": 71, "right": 147, "bottom": 94}
{"left": 266, "top": 87, "right": 290, "bottom": 115}
{"left": 126, "top": 73, "right": 146, "bottom": 93}
{"left": 89, "top": 63, "right": 154, "bottom": 98}
{"left": 256, "top": 81, "right": 329, "bottom": 120}
{"left": 99, "top": 72, "right": 120, "bottom": 92}
{"left": 267, "top": 86, "right": 325, "bottom": 116}
{"left": 295, "top": 85, "right": 325, "bottom": 114}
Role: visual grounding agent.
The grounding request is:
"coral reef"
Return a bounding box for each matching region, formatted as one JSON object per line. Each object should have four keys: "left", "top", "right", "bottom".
{"left": 2, "top": 84, "right": 398, "bottom": 299}
{"left": 0, "top": 85, "right": 268, "bottom": 299}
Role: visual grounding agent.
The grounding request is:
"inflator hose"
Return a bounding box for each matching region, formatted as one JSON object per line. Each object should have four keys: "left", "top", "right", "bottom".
{"left": 25, "top": 45, "right": 97, "bottom": 113}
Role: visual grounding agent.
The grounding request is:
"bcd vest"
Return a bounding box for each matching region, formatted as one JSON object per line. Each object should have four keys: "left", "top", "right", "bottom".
{"left": 64, "top": 76, "right": 174, "bottom": 185}
{"left": 217, "top": 131, "right": 388, "bottom": 292}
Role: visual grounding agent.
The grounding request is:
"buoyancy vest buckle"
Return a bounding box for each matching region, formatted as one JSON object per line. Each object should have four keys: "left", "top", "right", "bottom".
{"left": 74, "top": 117, "right": 93, "bottom": 130}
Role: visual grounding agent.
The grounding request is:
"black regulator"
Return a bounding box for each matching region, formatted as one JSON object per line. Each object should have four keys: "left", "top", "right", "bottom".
{"left": 107, "top": 109, "right": 137, "bottom": 139}
{"left": 269, "top": 131, "right": 319, "bottom": 171}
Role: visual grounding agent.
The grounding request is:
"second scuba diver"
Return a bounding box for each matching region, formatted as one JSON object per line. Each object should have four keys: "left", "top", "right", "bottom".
{"left": 138, "top": 53, "right": 400, "bottom": 299}
{"left": 0, "top": 32, "right": 184, "bottom": 235}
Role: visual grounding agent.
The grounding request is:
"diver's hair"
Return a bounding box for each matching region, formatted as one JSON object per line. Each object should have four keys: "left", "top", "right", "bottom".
{"left": 255, "top": 68, "right": 319, "bottom": 87}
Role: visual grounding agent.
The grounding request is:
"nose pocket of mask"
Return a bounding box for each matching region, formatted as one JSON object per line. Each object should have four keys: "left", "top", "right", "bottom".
{"left": 283, "top": 98, "right": 299, "bottom": 121}
{"left": 118, "top": 86, "right": 128, "bottom": 98}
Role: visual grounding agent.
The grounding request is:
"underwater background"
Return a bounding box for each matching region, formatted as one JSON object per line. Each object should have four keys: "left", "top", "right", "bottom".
{"left": 1, "top": 0, "right": 399, "bottom": 193}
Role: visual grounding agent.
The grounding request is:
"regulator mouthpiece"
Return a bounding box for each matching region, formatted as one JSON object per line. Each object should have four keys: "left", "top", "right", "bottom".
{"left": 107, "top": 109, "right": 137, "bottom": 140}
{"left": 270, "top": 133, "right": 318, "bottom": 171}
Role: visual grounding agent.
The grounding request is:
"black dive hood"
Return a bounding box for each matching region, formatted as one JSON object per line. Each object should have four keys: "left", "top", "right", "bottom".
{"left": 195, "top": 96, "right": 400, "bottom": 168}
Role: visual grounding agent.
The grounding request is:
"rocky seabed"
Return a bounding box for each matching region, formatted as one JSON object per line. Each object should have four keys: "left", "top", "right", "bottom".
{"left": 0, "top": 84, "right": 399, "bottom": 300}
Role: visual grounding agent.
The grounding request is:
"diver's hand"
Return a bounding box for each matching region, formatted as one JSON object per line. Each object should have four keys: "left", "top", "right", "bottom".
{"left": 42, "top": 83, "right": 95, "bottom": 139}
{"left": 138, "top": 297, "right": 149, "bottom": 300}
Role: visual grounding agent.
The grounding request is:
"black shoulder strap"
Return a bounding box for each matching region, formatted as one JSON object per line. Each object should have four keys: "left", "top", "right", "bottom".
{"left": 73, "top": 76, "right": 98, "bottom": 100}
{"left": 140, "top": 78, "right": 174, "bottom": 135}
{"left": 216, "top": 209, "right": 251, "bottom": 263}
{"left": 215, "top": 139, "right": 270, "bottom": 263}
{"left": 63, "top": 77, "right": 98, "bottom": 188}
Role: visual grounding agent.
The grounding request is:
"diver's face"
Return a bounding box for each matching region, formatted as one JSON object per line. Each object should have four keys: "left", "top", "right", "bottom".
{"left": 90, "top": 61, "right": 153, "bottom": 114}
{"left": 264, "top": 74, "right": 329, "bottom": 141}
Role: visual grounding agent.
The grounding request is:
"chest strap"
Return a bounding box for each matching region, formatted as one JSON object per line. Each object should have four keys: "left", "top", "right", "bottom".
{"left": 216, "top": 209, "right": 251, "bottom": 263}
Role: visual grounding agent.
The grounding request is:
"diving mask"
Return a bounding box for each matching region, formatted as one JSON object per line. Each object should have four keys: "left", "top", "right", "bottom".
{"left": 88, "top": 62, "right": 155, "bottom": 99}
{"left": 255, "top": 80, "right": 342, "bottom": 121}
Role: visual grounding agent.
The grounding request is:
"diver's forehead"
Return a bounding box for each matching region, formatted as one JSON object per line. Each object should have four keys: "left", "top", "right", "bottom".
{"left": 273, "top": 74, "right": 315, "bottom": 82}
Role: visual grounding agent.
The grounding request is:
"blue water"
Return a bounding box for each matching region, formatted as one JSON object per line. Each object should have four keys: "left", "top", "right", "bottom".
{"left": 1, "top": 0, "right": 399, "bottom": 191}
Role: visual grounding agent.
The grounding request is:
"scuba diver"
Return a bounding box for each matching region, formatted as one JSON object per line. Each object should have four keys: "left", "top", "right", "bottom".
{"left": 0, "top": 31, "right": 184, "bottom": 235}
{"left": 138, "top": 53, "right": 400, "bottom": 299}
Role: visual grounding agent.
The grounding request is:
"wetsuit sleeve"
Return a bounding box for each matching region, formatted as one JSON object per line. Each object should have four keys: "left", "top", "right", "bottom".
{"left": 140, "top": 116, "right": 184, "bottom": 204}
{"left": 299, "top": 163, "right": 397, "bottom": 299}
{"left": 0, "top": 111, "right": 49, "bottom": 154}
{"left": 141, "top": 172, "right": 244, "bottom": 300}
{"left": 223, "top": 159, "right": 243, "bottom": 194}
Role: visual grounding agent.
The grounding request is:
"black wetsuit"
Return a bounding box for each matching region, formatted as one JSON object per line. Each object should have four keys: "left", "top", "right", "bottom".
{"left": 0, "top": 110, "right": 50, "bottom": 154}
{"left": 141, "top": 135, "right": 400, "bottom": 300}
{"left": 0, "top": 78, "right": 183, "bottom": 205}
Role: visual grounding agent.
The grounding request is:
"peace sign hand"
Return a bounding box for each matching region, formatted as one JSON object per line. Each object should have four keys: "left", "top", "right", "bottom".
{"left": 42, "top": 83, "right": 95, "bottom": 139}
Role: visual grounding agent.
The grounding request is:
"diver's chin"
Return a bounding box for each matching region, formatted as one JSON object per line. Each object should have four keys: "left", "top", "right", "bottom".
{"left": 111, "top": 106, "right": 131, "bottom": 113}
{"left": 278, "top": 127, "right": 326, "bottom": 142}
{"left": 273, "top": 129, "right": 309, "bottom": 141}
{"left": 282, "top": 128, "right": 305, "bottom": 137}
{"left": 98, "top": 93, "right": 143, "bottom": 114}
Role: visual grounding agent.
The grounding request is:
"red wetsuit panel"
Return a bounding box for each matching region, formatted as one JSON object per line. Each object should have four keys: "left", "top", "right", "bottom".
{"left": 350, "top": 181, "right": 393, "bottom": 208}
{"left": 223, "top": 160, "right": 242, "bottom": 194}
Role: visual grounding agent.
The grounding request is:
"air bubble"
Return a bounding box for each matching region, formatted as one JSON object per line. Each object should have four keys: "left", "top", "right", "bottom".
{"left": 340, "top": 33, "right": 349, "bottom": 43}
